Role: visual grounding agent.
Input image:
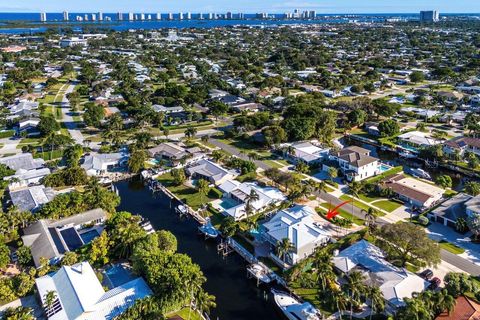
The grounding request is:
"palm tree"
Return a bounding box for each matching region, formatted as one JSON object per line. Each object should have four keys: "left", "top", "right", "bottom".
{"left": 197, "top": 179, "right": 210, "bottom": 204}
{"left": 44, "top": 290, "right": 57, "bottom": 310}
{"left": 455, "top": 217, "right": 468, "bottom": 233}
{"left": 331, "top": 288, "right": 349, "bottom": 316}
{"left": 247, "top": 152, "right": 259, "bottom": 162}
{"left": 342, "top": 270, "right": 365, "bottom": 319}
{"left": 245, "top": 189, "right": 259, "bottom": 208}
{"left": 367, "top": 285, "right": 385, "bottom": 320}
{"left": 276, "top": 238, "right": 294, "bottom": 263}
{"left": 362, "top": 207, "right": 378, "bottom": 233}
{"left": 185, "top": 126, "right": 197, "bottom": 140}
{"left": 432, "top": 290, "right": 456, "bottom": 316}
{"left": 311, "top": 251, "right": 336, "bottom": 291}
{"left": 194, "top": 290, "right": 216, "bottom": 316}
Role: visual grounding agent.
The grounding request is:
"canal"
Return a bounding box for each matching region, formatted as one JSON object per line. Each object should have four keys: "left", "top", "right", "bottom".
{"left": 115, "top": 178, "right": 280, "bottom": 320}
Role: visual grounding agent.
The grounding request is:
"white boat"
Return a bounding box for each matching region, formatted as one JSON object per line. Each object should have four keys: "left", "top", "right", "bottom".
{"left": 410, "top": 168, "right": 431, "bottom": 180}
{"left": 247, "top": 263, "right": 272, "bottom": 284}
{"left": 198, "top": 219, "right": 219, "bottom": 239}
{"left": 272, "top": 289, "right": 322, "bottom": 320}
{"left": 140, "top": 218, "right": 155, "bottom": 234}
{"left": 175, "top": 205, "right": 189, "bottom": 215}
{"left": 398, "top": 150, "right": 417, "bottom": 159}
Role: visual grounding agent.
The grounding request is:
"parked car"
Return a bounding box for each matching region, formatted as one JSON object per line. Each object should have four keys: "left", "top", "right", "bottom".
{"left": 429, "top": 277, "right": 441, "bottom": 290}
{"left": 419, "top": 269, "right": 433, "bottom": 280}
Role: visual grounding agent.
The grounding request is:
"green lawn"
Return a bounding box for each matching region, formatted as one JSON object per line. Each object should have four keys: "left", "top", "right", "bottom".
{"left": 319, "top": 203, "right": 365, "bottom": 225}
{"left": 373, "top": 200, "right": 403, "bottom": 212}
{"left": 157, "top": 173, "right": 221, "bottom": 210}
{"left": 264, "top": 159, "right": 285, "bottom": 169}
{"left": 166, "top": 308, "right": 202, "bottom": 320}
{"left": 34, "top": 150, "right": 63, "bottom": 161}
{"left": 439, "top": 240, "right": 465, "bottom": 255}
{"left": 339, "top": 195, "right": 374, "bottom": 212}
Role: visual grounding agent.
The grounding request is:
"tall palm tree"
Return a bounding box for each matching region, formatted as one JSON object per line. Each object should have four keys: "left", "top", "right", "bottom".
{"left": 245, "top": 189, "right": 259, "bottom": 208}
{"left": 432, "top": 290, "right": 456, "bottom": 316}
{"left": 276, "top": 238, "right": 294, "bottom": 263}
{"left": 367, "top": 285, "right": 385, "bottom": 320}
{"left": 342, "top": 270, "right": 366, "bottom": 319}
{"left": 362, "top": 207, "right": 378, "bottom": 233}
{"left": 247, "top": 152, "right": 259, "bottom": 162}
{"left": 331, "top": 288, "right": 349, "bottom": 316}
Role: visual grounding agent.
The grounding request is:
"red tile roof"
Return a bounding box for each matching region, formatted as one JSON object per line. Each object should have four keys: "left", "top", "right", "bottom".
{"left": 436, "top": 296, "right": 480, "bottom": 320}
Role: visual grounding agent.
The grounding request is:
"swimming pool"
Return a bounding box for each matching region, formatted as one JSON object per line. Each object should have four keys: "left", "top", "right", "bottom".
{"left": 104, "top": 264, "right": 134, "bottom": 288}
{"left": 219, "top": 198, "right": 239, "bottom": 210}
{"left": 378, "top": 164, "right": 392, "bottom": 173}
{"left": 80, "top": 229, "right": 100, "bottom": 244}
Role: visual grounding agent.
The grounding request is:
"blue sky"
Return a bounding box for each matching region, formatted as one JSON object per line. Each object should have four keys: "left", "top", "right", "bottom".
{"left": 1, "top": 0, "right": 479, "bottom": 13}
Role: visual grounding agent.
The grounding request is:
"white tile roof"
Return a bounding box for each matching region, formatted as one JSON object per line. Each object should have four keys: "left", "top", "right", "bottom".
{"left": 332, "top": 240, "right": 428, "bottom": 307}
{"left": 36, "top": 262, "right": 151, "bottom": 320}
{"left": 263, "top": 205, "right": 331, "bottom": 252}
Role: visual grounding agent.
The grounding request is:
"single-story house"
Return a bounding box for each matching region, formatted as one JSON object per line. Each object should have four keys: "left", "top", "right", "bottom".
{"left": 397, "top": 131, "right": 440, "bottom": 150}
{"left": 0, "top": 153, "right": 45, "bottom": 172}
{"left": 35, "top": 261, "right": 151, "bottom": 320}
{"left": 262, "top": 205, "right": 331, "bottom": 266}
{"left": 18, "top": 117, "right": 41, "bottom": 136}
{"left": 81, "top": 152, "right": 128, "bottom": 176}
{"left": 22, "top": 208, "right": 107, "bottom": 267}
{"left": 147, "top": 142, "right": 204, "bottom": 165}
{"left": 9, "top": 185, "right": 55, "bottom": 212}
{"left": 428, "top": 193, "right": 474, "bottom": 228}
{"left": 331, "top": 146, "right": 380, "bottom": 182}
{"left": 333, "top": 240, "right": 429, "bottom": 308}
{"left": 217, "top": 181, "right": 286, "bottom": 220}
{"left": 185, "top": 159, "right": 237, "bottom": 185}
{"left": 281, "top": 141, "right": 330, "bottom": 165}
{"left": 5, "top": 167, "right": 51, "bottom": 189}
{"left": 152, "top": 104, "right": 184, "bottom": 114}
{"left": 380, "top": 173, "right": 444, "bottom": 209}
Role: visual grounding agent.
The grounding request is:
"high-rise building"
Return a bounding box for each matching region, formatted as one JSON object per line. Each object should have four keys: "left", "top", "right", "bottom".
{"left": 147, "top": 14, "right": 152, "bottom": 20}
{"left": 40, "top": 12, "right": 47, "bottom": 22}
{"left": 420, "top": 10, "right": 439, "bottom": 22}
{"left": 168, "top": 13, "right": 173, "bottom": 20}
{"left": 186, "top": 12, "right": 191, "bottom": 20}
{"left": 117, "top": 12, "right": 123, "bottom": 21}
{"left": 226, "top": 12, "right": 233, "bottom": 19}
{"left": 309, "top": 11, "right": 316, "bottom": 19}
{"left": 63, "top": 11, "right": 69, "bottom": 21}
{"left": 238, "top": 13, "right": 245, "bottom": 19}
{"left": 208, "top": 13, "right": 213, "bottom": 20}
{"left": 128, "top": 12, "right": 134, "bottom": 21}
{"left": 156, "top": 13, "right": 161, "bottom": 20}
{"left": 140, "top": 13, "right": 145, "bottom": 20}
{"left": 98, "top": 12, "right": 103, "bottom": 21}
{"left": 199, "top": 13, "right": 204, "bottom": 20}
{"left": 179, "top": 12, "right": 183, "bottom": 20}
{"left": 91, "top": 13, "right": 97, "bottom": 21}
{"left": 84, "top": 14, "right": 89, "bottom": 21}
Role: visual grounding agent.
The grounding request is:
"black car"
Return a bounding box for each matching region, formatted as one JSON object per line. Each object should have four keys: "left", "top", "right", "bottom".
{"left": 419, "top": 269, "right": 433, "bottom": 280}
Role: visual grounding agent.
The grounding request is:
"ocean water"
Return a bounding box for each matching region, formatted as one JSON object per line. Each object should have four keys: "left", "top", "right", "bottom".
{"left": 0, "top": 12, "right": 421, "bottom": 34}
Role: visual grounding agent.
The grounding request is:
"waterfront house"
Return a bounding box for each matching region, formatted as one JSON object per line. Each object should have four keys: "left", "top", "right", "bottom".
{"left": 397, "top": 131, "right": 440, "bottom": 151}
{"left": 9, "top": 185, "right": 55, "bottom": 212}
{"left": 262, "top": 205, "right": 331, "bottom": 266}
{"left": 380, "top": 173, "right": 445, "bottom": 209}
{"left": 147, "top": 142, "right": 205, "bottom": 166}
{"left": 443, "top": 136, "right": 480, "bottom": 157}
{"left": 81, "top": 152, "right": 128, "bottom": 176}
{"left": 35, "top": 261, "right": 151, "bottom": 320}
{"left": 429, "top": 193, "right": 478, "bottom": 228}
{"left": 280, "top": 141, "right": 330, "bottom": 165}
{"left": 22, "top": 208, "right": 107, "bottom": 267}
{"left": 185, "top": 159, "right": 237, "bottom": 185}
{"left": 331, "top": 146, "right": 380, "bottom": 182}
{"left": 333, "top": 240, "right": 429, "bottom": 309}
{"left": 217, "top": 181, "right": 286, "bottom": 220}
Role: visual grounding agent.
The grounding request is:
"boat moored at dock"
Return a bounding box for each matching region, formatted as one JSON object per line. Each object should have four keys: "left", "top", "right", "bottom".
{"left": 272, "top": 289, "right": 322, "bottom": 320}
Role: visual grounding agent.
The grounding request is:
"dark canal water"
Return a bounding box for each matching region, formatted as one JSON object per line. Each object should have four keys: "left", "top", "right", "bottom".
{"left": 115, "top": 178, "right": 280, "bottom": 320}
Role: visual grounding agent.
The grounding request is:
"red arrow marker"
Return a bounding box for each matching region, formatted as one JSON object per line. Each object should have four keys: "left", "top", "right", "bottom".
{"left": 326, "top": 200, "right": 352, "bottom": 220}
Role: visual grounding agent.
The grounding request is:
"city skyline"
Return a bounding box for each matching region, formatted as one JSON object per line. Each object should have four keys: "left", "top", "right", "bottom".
{"left": 1, "top": 0, "right": 480, "bottom": 14}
